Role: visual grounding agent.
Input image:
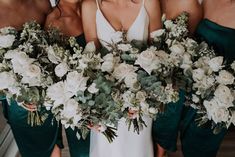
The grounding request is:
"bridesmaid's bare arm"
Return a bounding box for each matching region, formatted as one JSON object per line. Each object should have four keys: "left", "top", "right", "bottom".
{"left": 82, "top": 0, "right": 100, "bottom": 48}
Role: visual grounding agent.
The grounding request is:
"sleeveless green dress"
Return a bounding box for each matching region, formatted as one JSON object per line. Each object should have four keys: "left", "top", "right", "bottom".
{"left": 152, "top": 90, "right": 185, "bottom": 152}
{"left": 64, "top": 34, "right": 90, "bottom": 157}
{"left": 0, "top": 97, "right": 63, "bottom": 157}
{"left": 180, "top": 19, "right": 235, "bottom": 157}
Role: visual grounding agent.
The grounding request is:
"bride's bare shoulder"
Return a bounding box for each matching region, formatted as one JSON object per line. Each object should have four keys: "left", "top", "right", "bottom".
{"left": 34, "top": 0, "right": 52, "bottom": 14}
{"left": 82, "top": 0, "right": 97, "bottom": 9}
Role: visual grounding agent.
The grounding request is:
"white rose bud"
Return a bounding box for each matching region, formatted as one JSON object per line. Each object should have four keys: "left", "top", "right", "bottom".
{"left": 55, "top": 62, "right": 68, "bottom": 77}
{"left": 88, "top": 83, "right": 99, "bottom": 94}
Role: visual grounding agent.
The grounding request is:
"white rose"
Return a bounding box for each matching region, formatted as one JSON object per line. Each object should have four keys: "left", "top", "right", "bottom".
{"left": 214, "top": 85, "right": 234, "bottom": 106}
{"left": 150, "top": 29, "right": 165, "bottom": 38}
{"left": 83, "top": 41, "right": 96, "bottom": 53}
{"left": 113, "top": 63, "right": 136, "bottom": 80}
{"left": 208, "top": 57, "right": 224, "bottom": 72}
{"left": 124, "top": 72, "right": 139, "bottom": 90}
{"left": 216, "top": 70, "right": 234, "bottom": 85}
{"left": 47, "top": 46, "right": 61, "bottom": 64}
{"left": 170, "top": 44, "right": 185, "bottom": 59}
{"left": 25, "top": 64, "right": 41, "bottom": 78}
{"left": 65, "top": 71, "right": 89, "bottom": 96}
{"left": 117, "top": 44, "right": 132, "bottom": 52}
{"left": 135, "top": 50, "right": 160, "bottom": 74}
{"left": 61, "top": 99, "right": 79, "bottom": 119}
{"left": 55, "top": 62, "right": 68, "bottom": 77}
{"left": 88, "top": 83, "right": 99, "bottom": 94}
{"left": 0, "top": 72, "right": 16, "bottom": 90}
{"left": 204, "top": 99, "right": 229, "bottom": 124}
{"left": 101, "top": 54, "right": 114, "bottom": 73}
{"left": 192, "top": 68, "right": 205, "bottom": 81}
{"left": 0, "top": 34, "right": 15, "bottom": 48}
{"left": 47, "top": 81, "right": 72, "bottom": 106}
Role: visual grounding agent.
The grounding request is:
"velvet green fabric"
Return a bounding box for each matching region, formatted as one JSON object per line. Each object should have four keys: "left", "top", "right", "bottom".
{"left": 180, "top": 19, "right": 235, "bottom": 157}
{"left": 152, "top": 90, "right": 185, "bottom": 152}
{"left": 1, "top": 97, "right": 63, "bottom": 157}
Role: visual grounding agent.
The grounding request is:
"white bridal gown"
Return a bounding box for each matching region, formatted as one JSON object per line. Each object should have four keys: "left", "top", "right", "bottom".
{"left": 89, "top": 0, "right": 154, "bottom": 157}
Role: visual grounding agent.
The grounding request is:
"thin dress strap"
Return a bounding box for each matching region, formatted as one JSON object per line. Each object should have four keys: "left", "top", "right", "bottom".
{"left": 96, "top": 0, "right": 100, "bottom": 10}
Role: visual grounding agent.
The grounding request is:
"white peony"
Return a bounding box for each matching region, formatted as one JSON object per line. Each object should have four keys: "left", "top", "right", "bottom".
{"left": 88, "top": 83, "right": 99, "bottom": 94}
{"left": 117, "top": 44, "right": 132, "bottom": 52}
{"left": 208, "top": 57, "right": 224, "bottom": 72}
{"left": 83, "top": 41, "right": 96, "bottom": 53}
{"left": 55, "top": 62, "right": 68, "bottom": 77}
{"left": 61, "top": 99, "right": 79, "bottom": 119}
{"left": 47, "top": 81, "right": 72, "bottom": 107}
{"left": 214, "top": 85, "right": 234, "bottom": 106}
{"left": 135, "top": 50, "right": 160, "bottom": 74}
{"left": 101, "top": 54, "right": 115, "bottom": 73}
{"left": 0, "top": 72, "right": 16, "bottom": 90}
{"left": 47, "top": 46, "right": 61, "bottom": 64}
{"left": 113, "top": 63, "right": 137, "bottom": 81}
{"left": 65, "top": 71, "right": 89, "bottom": 96}
{"left": 124, "top": 72, "right": 139, "bottom": 90}
{"left": 216, "top": 70, "right": 234, "bottom": 85}
{"left": 0, "top": 34, "right": 15, "bottom": 48}
{"left": 192, "top": 68, "right": 205, "bottom": 81}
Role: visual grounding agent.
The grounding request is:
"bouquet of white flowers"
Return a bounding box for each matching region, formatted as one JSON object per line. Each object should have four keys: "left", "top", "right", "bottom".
{"left": 46, "top": 42, "right": 121, "bottom": 142}
{"left": 153, "top": 12, "right": 235, "bottom": 133}
{"left": 96, "top": 29, "right": 180, "bottom": 134}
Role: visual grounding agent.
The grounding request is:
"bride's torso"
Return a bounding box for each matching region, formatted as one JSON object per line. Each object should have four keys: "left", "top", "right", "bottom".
{"left": 90, "top": 1, "right": 153, "bottom": 157}
{"left": 95, "top": 0, "right": 149, "bottom": 49}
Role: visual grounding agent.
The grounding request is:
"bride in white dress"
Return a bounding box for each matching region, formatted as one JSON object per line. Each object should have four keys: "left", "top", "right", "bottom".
{"left": 82, "top": 0, "right": 162, "bottom": 156}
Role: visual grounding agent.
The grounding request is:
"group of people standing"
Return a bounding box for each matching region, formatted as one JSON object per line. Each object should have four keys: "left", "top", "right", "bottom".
{"left": 0, "top": 0, "right": 235, "bottom": 157}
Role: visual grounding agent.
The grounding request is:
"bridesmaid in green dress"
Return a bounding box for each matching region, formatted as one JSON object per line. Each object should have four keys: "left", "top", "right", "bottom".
{"left": 0, "top": 1, "right": 63, "bottom": 157}
{"left": 45, "top": 0, "right": 89, "bottom": 156}
{"left": 181, "top": 0, "right": 235, "bottom": 157}
{"left": 153, "top": 0, "right": 202, "bottom": 157}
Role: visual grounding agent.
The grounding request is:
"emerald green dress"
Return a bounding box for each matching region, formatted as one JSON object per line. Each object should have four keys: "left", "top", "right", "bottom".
{"left": 180, "top": 19, "right": 235, "bottom": 157}
{"left": 64, "top": 34, "right": 90, "bottom": 157}
{"left": 152, "top": 90, "right": 185, "bottom": 152}
{"left": 0, "top": 96, "right": 63, "bottom": 157}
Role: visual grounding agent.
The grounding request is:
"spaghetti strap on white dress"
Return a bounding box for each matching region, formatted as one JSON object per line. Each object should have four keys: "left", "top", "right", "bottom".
{"left": 89, "top": 1, "right": 154, "bottom": 157}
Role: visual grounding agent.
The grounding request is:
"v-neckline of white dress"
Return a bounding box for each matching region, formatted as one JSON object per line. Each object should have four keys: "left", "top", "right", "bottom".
{"left": 96, "top": 4, "right": 145, "bottom": 33}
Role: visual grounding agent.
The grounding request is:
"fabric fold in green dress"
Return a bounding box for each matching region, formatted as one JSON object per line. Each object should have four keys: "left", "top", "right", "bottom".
{"left": 152, "top": 90, "right": 185, "bottom": 152}
{"left": 1, "top": 96, "right": 63, "bottom": 157}
{"left": 180, "top": 18, "right": 235, "bottom": 157}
